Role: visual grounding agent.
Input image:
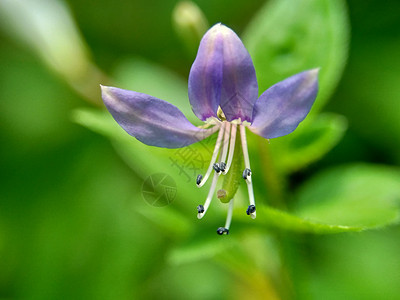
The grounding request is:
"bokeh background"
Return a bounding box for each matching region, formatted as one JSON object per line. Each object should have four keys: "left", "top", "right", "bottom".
{"left": 1, "top": 0, "right": 400, "bottom": 299}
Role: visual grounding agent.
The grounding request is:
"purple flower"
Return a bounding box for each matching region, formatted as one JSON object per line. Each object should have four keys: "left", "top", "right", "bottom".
{"left": 101, "top": 23, "right": 319, "bottom": 235}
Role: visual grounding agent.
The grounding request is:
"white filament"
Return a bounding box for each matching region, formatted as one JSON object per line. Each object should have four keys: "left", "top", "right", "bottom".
{"left": 239, "top": 124, "right": 251, "bottom": 170}
{"left": 197, "top": 172, "right": 219, "bottom": 219}
{"left": 219, "top": 122, "right": 230, "bottom": 164}
{"left": 223, "top": 123, "right": 237, "bottom": 174}
{"left": 197, "top": 124, "right": 225, "bottom": 187}
{"left": 224, "top": 199, "right": 234, "bottom": 229}
{"left": 239, "top": 125, "right": 256, "bottom": 219}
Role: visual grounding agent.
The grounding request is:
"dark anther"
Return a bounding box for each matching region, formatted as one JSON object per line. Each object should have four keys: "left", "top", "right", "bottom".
{"left": 246, "top": 205, "right": 256, "bottom": 215}
{"left": 220, "top": 162, "right": 226, "bottom": 172}
{"left": 242, "top": 168, "right": 252, "bottom": 179}
{"left": 213, "top": 163, "right": 221, "bottom": 173}
{"left": 196, "top": 174, "right": 203, "bottom": 185}
{"left": 197, "top": 205, "right": 205, "bottom": 214}
{"left": 216, "top": 227, "right": 229, "bottom": 235}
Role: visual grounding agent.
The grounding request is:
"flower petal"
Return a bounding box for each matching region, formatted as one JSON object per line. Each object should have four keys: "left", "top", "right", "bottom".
{"left": 188, "top": 24, "right": 258, "bottom": 122}
{"left": 249, "top": 69, "right": 319, "bottom": 139}
{"left": 188, "top": 24, "right": 223, "bottom": 121}
{"left": 218, "top": 24, "right": 258, "bottom": 122}
{"left": 101, "top": 86, "right": 217, "bottom": 148}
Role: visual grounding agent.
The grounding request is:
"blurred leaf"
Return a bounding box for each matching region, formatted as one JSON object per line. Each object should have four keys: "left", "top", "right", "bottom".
{"left": 73, "top": 108, "right": 130, "bottom": 143}
{"left": 270, "top": 113, "right": 348, "bottom": 174}
{"left": 167, "top": 230, "right": 282, "bottom": 299}
{"left": 167, "top": 235, "right": 235, "bottom": 265}
{"left": 0, "top": 0, "right": 89, "bottom": 79}
{"left": 330, "top": 40, "right": 400, "bottom": 164}
{"left": 0, "top": 0, "right": 105, "bottom": 104}
{"left": 148, "top": 260, "right": 232, "bottom": 300}
{"left": 294, "top": 164, "right": 400, "bottom": 228}
{"left": 243, "top": 0, "right": 349, "bottom": 110}
{"left": 112, "top": 58, "right": 198, "bottom": 123}
{"left": 0, "top": 48, "right": 79, "bottom": 151}
{"left": 0, "top": 129, "right": 165, "bottom": 299}
{"left": 137, "top": 205, "right": 193, "bottom": 238}
{"left": 305, "top": 227, "right": 400, "bottom": 300}
{"left": 72, "top": 108, "right": 213, "bottom": 210}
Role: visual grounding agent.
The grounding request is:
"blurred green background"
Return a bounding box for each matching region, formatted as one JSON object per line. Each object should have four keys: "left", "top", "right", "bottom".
{"left": 1, "top": 0, "right": 400, "bottom": 299}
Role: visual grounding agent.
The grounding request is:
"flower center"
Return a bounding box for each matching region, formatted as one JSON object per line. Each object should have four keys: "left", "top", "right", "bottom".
{"left": 216, "top": 106, "right": 227, "bottom": 121}
{"left": 195, "top": 120, "right": 256, "bottom": 235}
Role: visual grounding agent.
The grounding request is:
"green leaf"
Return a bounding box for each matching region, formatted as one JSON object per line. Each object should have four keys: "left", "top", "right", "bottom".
{"left": 293, "top": 164, "right": 400, "bottom": 229}
{"left": 243, "top": 0, "right": 349, "bottom": 110}
{"left": 137, "top": 205, "right": 194, "bottom": 238}
{"left": 253, "top": 206, "right": 364, "bottom": 234}
{"left": 303, "top": 227, "right": 400, "bottom": 299}
{"left": 331, "top": 41, "right": 400, "bottom": 163}
{"left": 167, "top": 235, "right": 235, "bottom": 265}
{"left": 232, "top": 164, "right": 400, "bottom": 233}
{"left": 269, "top": 113, "right": 348, "bottom": 174}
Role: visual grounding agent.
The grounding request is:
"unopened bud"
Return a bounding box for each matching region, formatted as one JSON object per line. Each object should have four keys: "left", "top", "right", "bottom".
{"left": 172, "top": 1, "right": 208, "bottom": 56}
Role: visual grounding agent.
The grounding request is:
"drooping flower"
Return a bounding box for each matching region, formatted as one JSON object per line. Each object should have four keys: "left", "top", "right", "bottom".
{"left": 101, "top": 23, "right": 319, "bottom": 235}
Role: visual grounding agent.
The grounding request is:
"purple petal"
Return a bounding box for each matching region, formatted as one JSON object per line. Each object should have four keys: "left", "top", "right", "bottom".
{"left": 218, "top": 24, "right": 258, "bottom": 122}
{"left": 188, "top": 25, "right": 223, "bottom": 121}
{"left": 101, "top": 86, "right": 216, "bottom": 148}
{"left": 188, "top": 24, "right": 258, "bottom": 122}
{"left": 249, "top": 69, "right": 319, "bottom": 139}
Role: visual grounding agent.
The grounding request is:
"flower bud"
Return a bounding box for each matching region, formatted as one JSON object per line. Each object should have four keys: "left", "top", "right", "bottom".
{"left": 172, "top": 1, "right": 208, "bottom": 56}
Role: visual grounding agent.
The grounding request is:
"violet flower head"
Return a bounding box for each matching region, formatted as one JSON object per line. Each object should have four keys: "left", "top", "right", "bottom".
{"left": 101, "top": 23, "right": 319, "bottom": 235}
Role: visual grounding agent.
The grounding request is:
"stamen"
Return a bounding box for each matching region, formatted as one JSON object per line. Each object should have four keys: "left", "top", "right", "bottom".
{"left": 217, "top": 198, "right": 234, "bottom": 235}
{"left": 197, "top": 172, "right": 219, "bottom": 219}
{"left": 225, "top": 198, "right": 234, "bottom": 229}
{"left": 197, "top": 205, "right": 204, "bottom": 214}
{"left": 216, "top": 227, "right": 229, "bottom": 235}
{"left": 246, "top": 204, "right": 256, "bottom": 215}
{"left": 197, "top": 124, "right": 224, "bottom": 187}
{"left": 239, "top": 125, "right": 256, "bottom": 219}
{"left": 219, "top": 122, "right": 231, "bottom": 164}
{"left": 213, "top": 163, "right": 221, "bottom": 173}
{"left": 196, "top": 174, "right": 203, "bottom": 185}
{"left": 240, "top": 125, "right": 251, "bottom": 169}
{"left": 223, "top": 123, "right": 237, "bottom": 174}
{"left": 242, "top": 168, "right": 251, "bottom": 180}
